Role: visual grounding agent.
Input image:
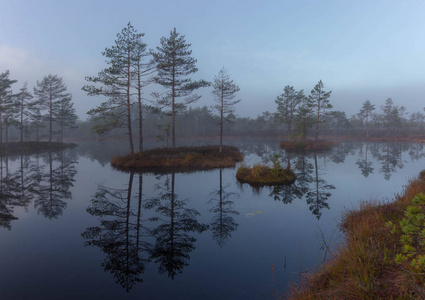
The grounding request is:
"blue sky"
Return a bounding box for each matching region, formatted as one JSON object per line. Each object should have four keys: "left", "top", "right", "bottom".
{"left": 1, "top": 0, "right": 425, "bottom": 120}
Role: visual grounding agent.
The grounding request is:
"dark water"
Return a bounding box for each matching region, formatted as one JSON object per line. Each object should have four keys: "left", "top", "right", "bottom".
{"left": 1, "top": 140, "right": 424, "bottom": 299}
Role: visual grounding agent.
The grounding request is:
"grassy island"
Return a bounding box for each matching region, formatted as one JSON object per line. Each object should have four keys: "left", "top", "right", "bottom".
{"left": 111, "top": 145, "right": 243, "bottom": 173}
{"left": 280, "top": 140, "right": 338, "bottom": 152}
{"left": 0, "top": 142, "right": 77, "bottom": 156}
{"left": 236, "top": 164, "right": 296, "bottom": 186}
{"left": 287, "top": 170, "right": 425, "bottom": 299}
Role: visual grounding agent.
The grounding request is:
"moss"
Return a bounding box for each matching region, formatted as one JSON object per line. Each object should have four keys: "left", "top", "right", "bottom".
{"left": 0, "top": 142, "right": 77, "bottom": 156}
{"left": 111, "top": 145, "right": 243, "bottom": 173}
{"left": 236, "top": 164, "right": 296, "bottom": 186}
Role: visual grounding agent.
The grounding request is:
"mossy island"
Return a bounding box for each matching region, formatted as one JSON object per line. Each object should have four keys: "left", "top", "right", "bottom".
{"left": 236, "top": 164, "right": 296, "bottom": 186}
{"left": 280, "top": 139, "right": 338, "bottom": 152}
{"left": 111, "top": 145, "right": 243, "bottom": 173}
{"left": 0, "top": 142, "right": 77, "bottom": 156}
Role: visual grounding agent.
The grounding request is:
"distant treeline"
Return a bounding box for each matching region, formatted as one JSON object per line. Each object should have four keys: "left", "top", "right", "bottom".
{"left": 64, "top": 97, "right": 425, "bottom": 142}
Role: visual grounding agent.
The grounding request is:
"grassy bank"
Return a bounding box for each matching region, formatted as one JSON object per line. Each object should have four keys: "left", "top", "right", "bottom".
{"left": 280, "top": 140, "right": 338, "bottom": 152}
{"left": 286, "top": 170, "right": 425, "bottom": 299}
{"left": 111, "top": 145, "right": 243, "bottom": 173}
{"left": 0, "top": 141, "right": 77, "bottom": 156}
{"left": 236, "top": 164, "right": 296, "bottom": 186}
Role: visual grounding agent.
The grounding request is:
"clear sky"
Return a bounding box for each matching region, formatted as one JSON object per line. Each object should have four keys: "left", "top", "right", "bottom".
{"left": 1, "top": 0, "right": 425, "bottom": 120}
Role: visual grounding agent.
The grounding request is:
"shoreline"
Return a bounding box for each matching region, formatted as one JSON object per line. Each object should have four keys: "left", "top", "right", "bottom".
{"left": 286, "top": 170, "right": 425, "bottom": 299}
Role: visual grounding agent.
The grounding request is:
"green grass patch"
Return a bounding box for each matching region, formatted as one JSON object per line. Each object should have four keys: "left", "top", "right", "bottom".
{"left": 280, "top": 140, "right": 338, "bottom": 152}
{"left": 236, "top": 164, "right": 296, "bottom": 186}
{"left": 286, "top": 170, "right": 425, "bottom": 299}
{"left": 0, "top": 142, "right": 77, "bottom": 156}
{"left": 111, "top": 145, "right": 243, "bottom": 173}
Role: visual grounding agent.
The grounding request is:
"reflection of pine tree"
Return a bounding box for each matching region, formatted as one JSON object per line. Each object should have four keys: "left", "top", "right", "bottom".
{"left": 268, "top": 154, "right": 308, "bottom": 204}
{"left": 33, "top": 151, "right": 76, "bottom": 219}
{"left": 408, "top": 143, "right": 425, "bottom": 161}
{"left": 305, "top": 154, "right": 334, "bottom": 220}
{"left": 328, "top": 142, "right": 355, "bottom": 164}
{"left": 370, "top": 143, "right": 404, "bottom": 180}
{"left": 147, "top": 172, "right": 208, "bottom": 279}
{"left": 356, "top": 143, "right": 374, "bottom": 177}
{"left": 82, "top": 172, "right": 150, "bottom": 291}
{"left": 209, "top": 168, "right": 239, "bottom": 248}
{"left": 0, "top": 156, "right": 33, "bottom": 229}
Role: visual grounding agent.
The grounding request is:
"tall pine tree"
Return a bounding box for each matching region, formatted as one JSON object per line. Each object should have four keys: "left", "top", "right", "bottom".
{"left": 34, "top": 74, "right": 71, "bottom": 142}
{"left": 16, "top": 82, "right": 33, "bottom": 142}
{"left": 211, "top": 67, "right": 240, "bottom": 152}
{"left": 83, "top": 22, "right": 151, "bottom": 154}
{"left": 0, "top": 70, "right": 17, "bottom": 143}
{"left": 152, "top": 28, "right": 209, "bottom": 148}
{"left": 308, "top": 80, "right": 332, "bottom": 148}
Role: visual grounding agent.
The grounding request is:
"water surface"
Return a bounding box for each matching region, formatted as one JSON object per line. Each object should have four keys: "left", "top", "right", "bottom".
{"left": 0, "top": 141, "right": 424, "bottom": 299}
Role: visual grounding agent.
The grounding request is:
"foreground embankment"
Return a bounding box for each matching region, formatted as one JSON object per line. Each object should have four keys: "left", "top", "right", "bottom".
{"left": 286, "top": 170, "right": 425, "bottom": 299}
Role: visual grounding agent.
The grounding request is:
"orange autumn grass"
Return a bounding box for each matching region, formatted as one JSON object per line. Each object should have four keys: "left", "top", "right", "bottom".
{"left": 111, "top": 145, "right": 243, "bottom": 173}
{"left": 286, "top": 170, "right": 425, "bottom": 299}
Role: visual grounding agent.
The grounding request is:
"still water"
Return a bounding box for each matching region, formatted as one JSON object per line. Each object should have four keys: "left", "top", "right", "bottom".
{"left": 1, "top": 140, "right": 425, "bottom": 299}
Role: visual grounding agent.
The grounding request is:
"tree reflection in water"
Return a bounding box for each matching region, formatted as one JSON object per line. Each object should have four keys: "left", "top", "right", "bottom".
{"left": 306, "top": 153, "right": 335, "bottom": 219}
{"left": 356, "top": 143, "right": 374, "bottom": 177}
{"left": 33, "top": 151, "right": 77, "bottom": 219}
{"left": 146, "top": 172, "right": 209, "bottom": 279}
{"left": 209, "top": 168, "right": 239, "bottom": 247}
{"left": 240, "top": 150, "right": 335, "bottom": 219}
{"left": 82, "top": 172, "right": 150, "bottom": 291}
{"left": 0, "top": 150, "right": 77, "bottom": 228}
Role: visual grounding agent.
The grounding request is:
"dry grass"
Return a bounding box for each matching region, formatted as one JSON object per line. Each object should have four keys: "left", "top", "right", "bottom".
{"left": 286, "top": 170, "right": 425, "bottom": 299}
{"left": 236, "top": 164, "right": 296, "bottom": 186}
{"left": 111, "top": 145, "right": 243, "bottom": 173}
{"left": 280, "top": 140, "right": 338, "bottom": 152}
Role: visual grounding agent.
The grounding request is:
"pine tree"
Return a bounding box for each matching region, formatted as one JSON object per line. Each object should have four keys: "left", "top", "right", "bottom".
{"left": 0, "top": 70, "right": 17, "bottom": 143}
{"left": 211, "top": 67, "right": 240, "bottom": 152}
{"left": 33, "top": 74, "right": 71, "bottom": 142}
{"left": 308, "top": 80, "right": 332, "bottom": 148}
{"left": 83, "top": 22, "right": 150, "bottom": 154}
{"left": 358, "top": 100, "right": 375, "bottom": 138}
{"left": 131, "top": 35, "right": 155, "bottom": 152}
{"left": 152, "top": 28, "right": 210, "bottom": 148}
{"left": 275, "top": 86, "right": 304, "bottom": 142}
{"left": 16, "top": 82, "right": 33, "bottom": 142}
{"left": 53, "top": 94, "right": 78, "bottom": 143}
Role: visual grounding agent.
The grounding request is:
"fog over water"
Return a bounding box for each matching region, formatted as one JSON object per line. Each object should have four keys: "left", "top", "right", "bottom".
{"left": 1, "top": 0, "right": 425, "bottom": 120}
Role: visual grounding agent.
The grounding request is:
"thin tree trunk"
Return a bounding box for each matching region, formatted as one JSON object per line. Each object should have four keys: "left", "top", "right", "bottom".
{"left": 127, "top": 48, "right": 134, "bottom": 154}
{"left": 49, "top": 90, "right": 52, "bottom": 143}
{"left": 172, "top": 65, "right": 176, "bottom": 148}
{"left": 220, "top": 88, "right": 223, "bottom": 152}
{"left": 137, "top": 63, "right": 143, "bottom": 152}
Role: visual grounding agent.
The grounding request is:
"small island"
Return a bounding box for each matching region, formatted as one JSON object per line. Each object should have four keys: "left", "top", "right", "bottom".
{"left": 236, "top": 164, "right": 296, "bottom": 186}
{"left": 0, "top": 141, "right": 77, "bottom": 156}
{"left": 111, "top": 145, "right": 243, "bottom": 173}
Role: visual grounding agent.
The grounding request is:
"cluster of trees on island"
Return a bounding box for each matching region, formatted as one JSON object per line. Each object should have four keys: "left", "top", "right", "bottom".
{"left": 82, "top": 23, "right": 241, "bottom": 154}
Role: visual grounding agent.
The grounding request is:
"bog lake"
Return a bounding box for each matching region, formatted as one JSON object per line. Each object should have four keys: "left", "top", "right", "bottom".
{"left": 1, "top": 140, "right": 425, "bottom": 299}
